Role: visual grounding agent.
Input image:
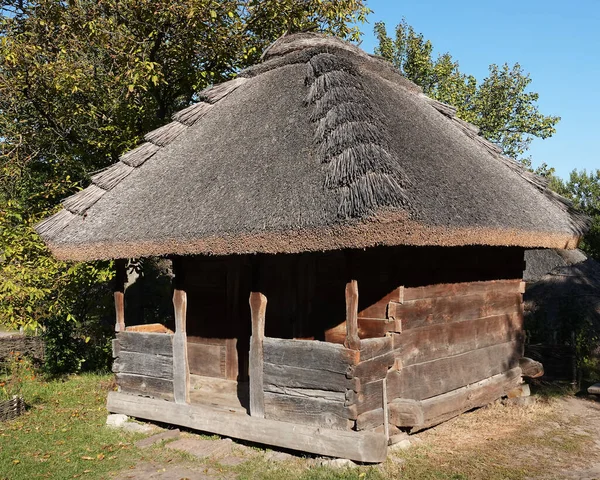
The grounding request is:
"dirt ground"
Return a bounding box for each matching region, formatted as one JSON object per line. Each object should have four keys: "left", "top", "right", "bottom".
{"left": 110, "top": 392, "right": 600, "bottom": 480}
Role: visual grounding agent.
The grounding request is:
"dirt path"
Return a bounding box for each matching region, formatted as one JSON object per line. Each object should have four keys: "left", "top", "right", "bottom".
{"left": 112, "top": 393, "right": 600, "bottom": 480}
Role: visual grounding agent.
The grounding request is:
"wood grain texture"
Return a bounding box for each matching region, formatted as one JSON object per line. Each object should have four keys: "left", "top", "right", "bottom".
{"left": 359, "top": 336, "right": 394, "bottom": 362}
{"left": 355, "top": 379, "right": 384, "bottom": 416}
{"left": 116, "top": 373, "right": 174, "bottom": 400}
{"left": 125, "top": 324, "right": 174, "bottom": 333}
{"left": 116, "top": 332, "right": 173, "bottom": 357}
{"left": 356, "top": 407, "right": 385, "bottom": 431}
{"left": 387, "top": 341, "right": 522, "bottom": 401}
{"left": 263, "top": 385, "right": 346, "bottom": 402}
{"left": 107, "top": 392, "right": 387, "bottom": 462}
{"left": 113, "top": 259, "right": 127, "bottom": 332}
{"left": 345, "top": 280, "right": 360, "bottom": 350}
{"left": 187, "top": 342, "right": 226, "bottom": 378}
{"left": 112, "top": 351, "right": 173, "bottom": 379}
{"left": 354, "top": 351, "right": 396, "bottom": 384}
{"left": 264, "top": 392, "right": 354, "bottom": 430}
{"left": 263, "top": 337, "right": 359, "bottom": 374}
{"left": 388, "top": 367, "right": 522, "bottom": 432}
{"left": 263, "top": 362, "right": 358, "bottom": 392}
{"left": 173, "top": 289, "right": 190, "bottom": 404}
{"left": 249, "top": 292, "right": 267, "bottom": 418}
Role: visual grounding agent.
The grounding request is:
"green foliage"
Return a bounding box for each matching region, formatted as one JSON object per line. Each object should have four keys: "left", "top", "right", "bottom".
{"left": 0, "top": 0, "right": 369, "bottom": 373}
{"left": 374, "top": 19, "right": 559, "bottom": 160}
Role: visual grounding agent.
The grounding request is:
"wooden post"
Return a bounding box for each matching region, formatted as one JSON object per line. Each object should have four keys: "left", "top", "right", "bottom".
{"left": 249, "top": 292, "right": 267, "bottom": 418}
{"left": 114, "top": 259, "right": 127, "bottom": 332}
{"left": 172, "top": 257, "right": 189, "bottom": 405}
{"left": 345, "top": 280, "right": 360, "bottom": 351}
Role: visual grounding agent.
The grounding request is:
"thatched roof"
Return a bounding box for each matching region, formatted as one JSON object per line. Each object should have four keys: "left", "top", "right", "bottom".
{"left": 524, "top": 249, "right": 588, "bottom": 283}
{"left": 36, "top": 33, "right": 590, "bottom": 261}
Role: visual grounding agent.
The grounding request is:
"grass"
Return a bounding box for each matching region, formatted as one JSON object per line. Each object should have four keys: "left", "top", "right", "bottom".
{"left": 1, "top": 365, "right": 598, "bottom": 480}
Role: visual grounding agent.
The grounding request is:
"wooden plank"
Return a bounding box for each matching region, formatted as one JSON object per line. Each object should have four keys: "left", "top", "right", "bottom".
{"left": 187, "top": 342, "right": 226, "bottom": 378}
{"left": 116, "top": 373, "right": 174, "bottom": 401}
{"left": 354, "top": 351, "right": 396, "bottom": 384}
{"left": 396, "top": 292, "right": 522, "bottom": 331}
{"left": 264, "top": 385, "right": 346, "bottom": 402}
{"left": 264, "top": 392, "right": 354, "bottom": 430}
{"left": 358, "top": 287, "right": 403, "bottom": 319}
{"left": 387, "top": 341, "right": 522, "bottom": 401}
{"left": 114, "top": 259, "right": 127, "bottom": 332}
{"left": 395, "top": 313, "right": 523, "bottom": 368}
{"left": 263, "top": 338, "right": 359, "bottom": 374}
{"left": 116, "top": 332, "right": 173, "bottom": 357}
{"left": 388, "top": 367, "right": 522, "bottom": 432}
{"left": 345, "top": 280, "right": 360, "bottom": 350}
{"left": 125, "top": 324, "right": 173, "bottom": 334}
{"left": 225, "top": 338, "right": 238, "bottom": 381}
{"left": 324, "top": 319, "right": 396, "bottom": 344}
{"left": 356, "top": 408, "right": 385, "bottom": 431}
{"left": 172, "top": 289, "right": 190, "bottom": 404}
{"left": 263, "top": 363, "right": 358, "bottom": 392}
{"left": 356, "top": 379, "right": 384, "bottom": 416}
{"left": 249, "top": 292, "right": 267, "bottom": 418}
{"left": 112, "top": 351, "right": 173, "bottom": 379}
{"left": 107, "top": 392, "right": 387, "bottom": 462}
{"left": 360, "top": 336, "right": 393, "bottom": 362}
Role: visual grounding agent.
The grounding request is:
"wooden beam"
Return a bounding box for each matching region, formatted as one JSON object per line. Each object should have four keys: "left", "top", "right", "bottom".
{"left": 107, "top": 391, "right": 387, "bottom": 462}
{"left": 172, "top": 289, "right": 190, "bottom": 404}
{"left": 249, "top": 292, "right": 267, "bottom": 418}
{"left": 345, "top": 280, "right": 360, "bottom": 351}
{"left": 113, "top": 259, "right": 127, "bottom": 332}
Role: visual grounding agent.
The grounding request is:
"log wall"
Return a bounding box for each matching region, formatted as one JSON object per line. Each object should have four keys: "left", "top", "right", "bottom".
{"left": 112, "top": 331, "right": 174, "bottom": 400}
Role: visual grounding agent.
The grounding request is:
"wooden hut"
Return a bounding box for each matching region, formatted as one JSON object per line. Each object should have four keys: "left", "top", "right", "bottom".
{"left": 36, "top": 34, "right": 590, "bottom": 462}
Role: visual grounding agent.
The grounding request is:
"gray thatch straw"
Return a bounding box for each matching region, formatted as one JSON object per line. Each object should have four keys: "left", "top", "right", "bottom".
{"left": 36, "top": 33, "right": 591, "bottom": 261}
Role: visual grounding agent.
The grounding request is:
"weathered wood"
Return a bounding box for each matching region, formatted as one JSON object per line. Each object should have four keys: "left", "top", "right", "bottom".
{"left": 263, "top": 337, "right": 359, "bottom": 374}
{"left": 388, "top": 367, "right": 522, "bottom": 432}
{"left": 325, "top": 319, "right": 396, "bottom": 344}
{"left": 264, "top": 385, "right": 346, "bottom": 402}
{"left": 354, "top": 351, "right": 396, "bottom": 384}
{"left": 356, "top": 407, "right": 386, "bottom": 431}
{"left": 395, "top": 313, "right": 523, "bottom": 368}
{"left": 187, "top": 342, "right": 226, "bottom": 378}
{"left": 172, "top": 289, "right": 190, "bottom": 404}
{"left": 264, "top": 392, "right": 355, "bottom": 430}
{"left": 116, "top": 373, "right": 174, "bottom": 400}
{"left": 107, "top": 392, "right": 387, "bottom": 462}
{"left": 396, "top": 292, "right": 522, "bottom": 331}
{"left": 358, "top": 287, "right": 404, "bottom": 319}
{"left": 355, "top": 379, "right": 384, "bottom": 415}
{"left": 383, "top": 377, "right": 389, "bottom": 441}
{"left": 225, "top": 338, "right": 238, "bottom": 381}
{"left": 249, "top": 292, "right": 267, "bottom": 418}
{"left": 263, "top": 363, "right": 358, "bottom": 392}
{"left": 345, "top": 280, "right": 360, "bottom": 350}
{"left": 359, "top": 336, "right": 394, "bottom": 362}
{"left": 519, "top": 357, "right": 544, "bottom": 378}
{"left": 113, "top": 259, "right": 127, "bottom": 332}
{"left": 116, "top": 331, "right": 173, "bottom": 357}
{"left": 112, "top": 351, "right": 173, "bottom": 379}
{"left": 125, "top": 324, "right": 173, "bottom": 334}
{"left": 387, "top": 341, "right": 522, "bottom": 401}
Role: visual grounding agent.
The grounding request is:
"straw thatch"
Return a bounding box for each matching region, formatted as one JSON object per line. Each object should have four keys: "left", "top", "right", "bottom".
{"left": 36, "top": 33, "right": 590, "bottom": 261}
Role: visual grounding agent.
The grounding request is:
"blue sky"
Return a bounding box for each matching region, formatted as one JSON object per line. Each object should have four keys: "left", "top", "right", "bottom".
{"left": 357, "top": 1, "right": 599, "bottom": 180}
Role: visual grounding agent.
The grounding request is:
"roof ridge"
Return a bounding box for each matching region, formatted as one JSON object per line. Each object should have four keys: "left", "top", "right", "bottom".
{"left": 36, "top": 76, "right": 247, "bottom": 240}
{"left": 419, "top": 93, "right": 590, "bottom": 235}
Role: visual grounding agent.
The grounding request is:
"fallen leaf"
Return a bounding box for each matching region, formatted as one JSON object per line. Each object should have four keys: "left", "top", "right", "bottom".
{"left": 12, "top": 459, "right": 20, "bottom": 464}
{"left": 80, "top": 456, "right": 93, "bottom": 460}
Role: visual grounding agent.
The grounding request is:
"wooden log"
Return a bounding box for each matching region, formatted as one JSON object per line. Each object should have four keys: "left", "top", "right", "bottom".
{"left": 264, "top": 392, "right": 355, "bottom": 430}
{"left": 263, "top": 385, "right": 346, "bottom": 403}
{"left": 263, "top": 337, "right": 359, "bottom": 374}
{"left": 360, "top": 336, "right": 393, "bottom": 362}
{"left": 172, "top": 289, "right": 190, "bottom": 404}
{"left": 249, "top": 292, "right": 267, "bottom": 418}
{"left": 354, "top": 351, "right": 396, "bottom": 384}
{"left": 356, "top": 379, "right": 384, "bottom": 415}
{"left": 125, "top": 324, "right": 173, "bottom": 334}
{"left": 395, "top": 313, "right": 523, "bottom": 368}
{"left": 358, "top": 287, "right": 404, "bottom": 319}
{"left": 116, "top": 332, "right": 173, "bottom": 357}
{"left": 112, "top": 351, "right": 173, "bottom": 379}
{"left": 388, "top": 367, "right": 522, "bottom": 432}
{"left": 325, "top": 319, "right": 396, "bottom": 343}
{"left": 356, "top": 408, "right": 386, "bottom": 431}
{"left": 107, "top": 392, "right": 388, "bottom": 462}
{"left": 263, "top": 363, "right": 358, "bottom": 392}
{"left": 519, "top": 357, "right": 544, "bottom": 378}
{"left": 115, "top": 373, "right": 174, "bottom": 400}
{"left": 387, "top": 341, "right": 521, "bottom": 401}
{"left": 113, "top": 259, "right": 127, "bottom": 332}
{"left": 345, "top": 280, "right": 360, "bottom": 350}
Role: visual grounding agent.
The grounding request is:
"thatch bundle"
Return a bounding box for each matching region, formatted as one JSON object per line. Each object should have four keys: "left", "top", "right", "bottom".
{"left": 36, "top": 33, "right": 590, "bottom": 261}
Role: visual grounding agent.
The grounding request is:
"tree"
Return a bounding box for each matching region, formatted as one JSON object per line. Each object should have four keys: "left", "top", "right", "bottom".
{"left": 0, "top": 0, "right": 370, "bottom": 371}
{"left": 374, "top": 19, "right": 559, "bottom": 161}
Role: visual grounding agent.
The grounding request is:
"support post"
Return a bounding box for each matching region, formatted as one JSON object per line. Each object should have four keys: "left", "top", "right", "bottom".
{"left": 172, "top": 257, "right": 189, "bottom": 404}
{"left": 249, "top": 292, "right": 267, "bottom": 418}
{"left": 345, "top": 280, "right": 360, "bottom": 351}
{"left": 114, "top": 259, "right": 127, "bottom": 332}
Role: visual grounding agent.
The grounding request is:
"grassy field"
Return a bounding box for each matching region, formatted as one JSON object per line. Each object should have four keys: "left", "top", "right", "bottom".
{"left": 0, "top": 367, "right": 598, "bottom": 480}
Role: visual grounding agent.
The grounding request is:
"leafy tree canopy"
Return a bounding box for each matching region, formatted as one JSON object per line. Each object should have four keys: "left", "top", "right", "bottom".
{"left": 374, "top": 19, "right": 560, "bottom": 162}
